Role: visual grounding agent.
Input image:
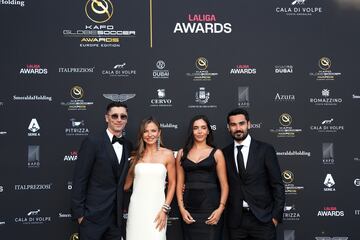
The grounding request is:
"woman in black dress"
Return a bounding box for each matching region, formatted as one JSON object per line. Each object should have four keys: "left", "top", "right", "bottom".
{"left": 176, "top": 115, "right": 229, "bottom": 240}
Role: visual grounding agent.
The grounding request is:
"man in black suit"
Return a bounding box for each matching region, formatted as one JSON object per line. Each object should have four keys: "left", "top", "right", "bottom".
{"left": 222, "top": 108, "right": 285, "bottom": 240}
{"left": 71, "top": 102, "right": 133, "bottom": 240}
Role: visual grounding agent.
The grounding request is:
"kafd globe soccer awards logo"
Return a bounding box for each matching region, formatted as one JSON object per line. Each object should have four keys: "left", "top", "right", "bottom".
{"left": 186, "top": 57, "right": 218, "bottom": 81}
{"left": 309, "top": 57, "right": 342, "bottom": 81}
{"left": 282, "top": 170, "right": 304, "bottom": 195}
{"left": 62, "top": 0, "right": 136, "bottom": 48}
{"left": 270, "top": 113, "right": 302, "bottom": 137}
{"left": 60, "top": 86, "right": 94, "bottom": 111}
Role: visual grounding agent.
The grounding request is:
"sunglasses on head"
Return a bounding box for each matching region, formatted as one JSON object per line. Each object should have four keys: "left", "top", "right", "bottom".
{"left": 109, "top": 113, "right": 128, "bottom": 120}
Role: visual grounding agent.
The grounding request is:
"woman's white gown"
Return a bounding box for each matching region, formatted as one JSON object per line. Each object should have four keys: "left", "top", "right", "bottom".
{"left": 126, "top": 163, "right": 167, "bottom": 240}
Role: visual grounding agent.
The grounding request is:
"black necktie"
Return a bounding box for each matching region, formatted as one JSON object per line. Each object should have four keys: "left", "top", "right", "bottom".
{"left": 112, "top": 135, "right": 124, "bottom": 145}
{"left": 236, "top": 145, "right": 245, "bottom": 176}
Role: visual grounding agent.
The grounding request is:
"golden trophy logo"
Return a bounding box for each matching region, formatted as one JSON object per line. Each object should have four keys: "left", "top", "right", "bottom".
{"left": 282, "top": 170, "right": 294, "bottom": 184}
{"left": 69, "top": 233, "right": 79, "bottom": 240}
{"left": 319, "top": 57, "right": 331, "bottom": 70}
{"left": 85, "top": 0, "right": 114, "bottom": 23}
{"left": 195, "top": 57, "right": 208, "bottom": 71}
{"left": 70, "top": 86, "right": 84, "bottom": 100}
{"left": 279, "top": 113, "right": 292, "bottom": 127}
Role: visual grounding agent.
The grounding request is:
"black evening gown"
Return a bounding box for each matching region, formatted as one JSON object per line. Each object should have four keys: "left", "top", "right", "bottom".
{"left": 181, "top": 148, "right": 223, "bottom": 240}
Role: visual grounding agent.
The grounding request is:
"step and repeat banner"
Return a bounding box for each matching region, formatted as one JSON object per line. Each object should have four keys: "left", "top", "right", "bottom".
{"left": 1, "top": 0, "right": 360, "bottom": 239}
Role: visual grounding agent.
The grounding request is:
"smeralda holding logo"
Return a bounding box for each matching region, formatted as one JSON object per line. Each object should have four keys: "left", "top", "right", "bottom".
{"left": 63, "top": 0, "right": 136, "bottom": 48}
{"left": 174, "top": 13, "right": 232, "bottom": 34}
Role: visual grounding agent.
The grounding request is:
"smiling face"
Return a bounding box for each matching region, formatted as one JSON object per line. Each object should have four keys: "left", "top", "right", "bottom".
{"left": 227, "top": 114, "right": 250, "bottom": 143}
{"left": 105, "top": 106, "right": 128, "bottom": 136}
{"left": 142, "top": 121, "right": 161, "bottom": 146}
{"left": 192, "top": 119, "right": 209, "bottom": 143}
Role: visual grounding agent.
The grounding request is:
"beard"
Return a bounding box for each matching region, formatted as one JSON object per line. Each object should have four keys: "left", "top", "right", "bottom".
{"left": 231, "top": 130, "right": 248, "bottom": 142}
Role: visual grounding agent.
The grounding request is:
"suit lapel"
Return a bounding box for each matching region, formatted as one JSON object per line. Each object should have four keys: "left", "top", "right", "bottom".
{"left": 226, "top": 143, "right": 239, "bottom": 177}
{"left": 245, "top": 139, "right": 257, "bottom": 173}
{"left": 103, "top": 133, "right": 119, "bottom": 176}
{"left": 118, "top": 140, "right": 131, "bottom": 183}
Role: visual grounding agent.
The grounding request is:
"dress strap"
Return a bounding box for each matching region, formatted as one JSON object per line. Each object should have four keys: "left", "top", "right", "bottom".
{"left": 210, "top": 148, "right": 217, "bottom": 156}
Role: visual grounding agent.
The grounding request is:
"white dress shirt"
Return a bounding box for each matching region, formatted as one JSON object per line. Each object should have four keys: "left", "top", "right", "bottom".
{"left": 106, "top": 129, "right": 123, "bottom": 164}
{"left": 233, "top": 134, "right": 252, "bottom": 208}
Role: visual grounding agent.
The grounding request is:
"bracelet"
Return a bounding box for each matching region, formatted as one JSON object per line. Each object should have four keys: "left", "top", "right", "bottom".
{"left": 162, "top": 203, "right": 171, "bottom": 214}
{"left": 219, "top": 202, "right": 226, "bottom": 208}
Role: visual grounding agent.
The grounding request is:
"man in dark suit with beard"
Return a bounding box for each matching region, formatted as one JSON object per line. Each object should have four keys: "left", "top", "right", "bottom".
{"left": 71, "top": 102, "right": 133, "bottom": 240}
{"left": 222, "top": 108, "right": 285, "bottom": 240}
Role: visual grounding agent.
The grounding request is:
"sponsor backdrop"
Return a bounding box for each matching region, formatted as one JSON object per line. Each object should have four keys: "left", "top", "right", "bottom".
{"left": 0, "top": 0, "right": 359, "bottom": 239}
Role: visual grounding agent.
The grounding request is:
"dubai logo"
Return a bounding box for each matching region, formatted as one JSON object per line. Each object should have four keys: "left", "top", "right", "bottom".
{"left": 279, "top": 113, "right": 292, "bottom": 127}
{"left": 196, "top": 57, "right": 208, "bottom": 71}
{"left": 319, "top": 57, "right": 331, "bottom": 70}
{"left": 70, "top": 86, "right": 84, "bottom": 100}
{"left": 156, "top": 60, "right": 166, "bottom": 70}
{"left": 85, "top": 0, "right": 114, "bottom": 23}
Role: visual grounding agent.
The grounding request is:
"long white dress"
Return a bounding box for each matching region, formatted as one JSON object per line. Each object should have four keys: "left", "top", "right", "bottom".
{"left": 126, "top": 163, "right": 167, "bottom": 240}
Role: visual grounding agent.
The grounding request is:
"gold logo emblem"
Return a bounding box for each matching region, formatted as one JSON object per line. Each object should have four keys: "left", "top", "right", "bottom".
{"left": 195, "top": 57, "right": 208, "bottom": 71}
{"left": 279, "top": 113, "right": 292, "bottom": 127}
{"left": 319, "top": 57, "right": 331, "bottom": 70}
{"left": 85, "top": 0, "right": 114, "bottom": 23}
{"left": 70, "top": 86, "right": 84, "bottom": 100}
{"left": 69, "top": 233, "right": 79, "bottom": 240}
{"left": 282, "top": 170, "right": 294, "bottom": 184}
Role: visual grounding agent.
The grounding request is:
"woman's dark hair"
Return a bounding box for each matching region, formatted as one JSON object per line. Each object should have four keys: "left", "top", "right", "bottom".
{"left": 181, "top": 115, "right": 215, "bottom": 162}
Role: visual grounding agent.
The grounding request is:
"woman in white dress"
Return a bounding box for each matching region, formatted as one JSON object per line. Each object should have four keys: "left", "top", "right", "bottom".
{"left": 125, "top": 117, "right": 176, "bottom": 240}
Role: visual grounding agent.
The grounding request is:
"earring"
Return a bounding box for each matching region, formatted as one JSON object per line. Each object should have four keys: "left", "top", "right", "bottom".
{"left": 157, "top": 137, "right": 161, "bottom": 150}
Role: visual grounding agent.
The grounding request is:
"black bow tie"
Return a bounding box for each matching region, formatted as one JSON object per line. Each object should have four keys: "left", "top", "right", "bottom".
{"left": 112, "top": 135, "right": 124, "bottom": 145}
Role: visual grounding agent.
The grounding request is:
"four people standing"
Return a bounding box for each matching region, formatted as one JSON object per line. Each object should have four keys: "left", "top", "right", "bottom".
{"left": 72, "top": 104, "right": 285, "bottom": 240}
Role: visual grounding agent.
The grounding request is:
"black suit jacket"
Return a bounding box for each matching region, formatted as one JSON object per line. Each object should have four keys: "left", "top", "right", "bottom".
{"left": 222, "top": 138, "right": 285, "bottom": 228}
{"left": 71, "top": 131, "right": 132, "bottom": 227}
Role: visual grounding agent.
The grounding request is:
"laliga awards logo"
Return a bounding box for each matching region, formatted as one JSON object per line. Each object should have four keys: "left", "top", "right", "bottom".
{"left": 85, "top": 0, "right": 114, "bottom": 23}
